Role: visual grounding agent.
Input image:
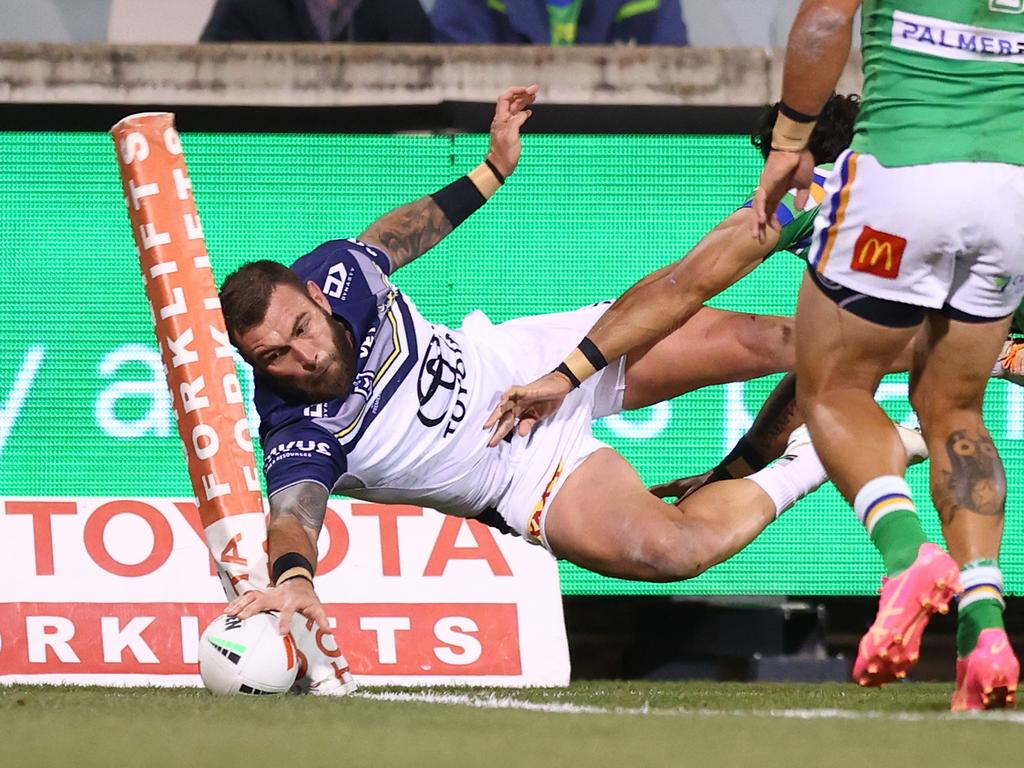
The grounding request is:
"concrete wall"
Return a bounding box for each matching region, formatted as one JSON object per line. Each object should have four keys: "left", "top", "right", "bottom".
{"left": 0, "top": 43, "right": 864, "bottom": 108}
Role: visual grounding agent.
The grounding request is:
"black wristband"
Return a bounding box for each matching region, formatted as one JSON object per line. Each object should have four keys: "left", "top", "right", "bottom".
{"left": 430, "top": 175, "right": 487, "bottom": 228}
{"left": 778, "top": 100, "right": 820, "bottom": 124}
{"left": 484, "top": 158, "right": 506, "bottom": 185}
{"left": 577, "top": 337, "right": 608, "bottom": 372}
{"left": 271, "top": 552, "right": 315, "bottom": 584}
{"left": 554, "top": 361, "right": 581, "bottom": 389}
{"left": 712, "top": 436, "right": 769, "bottom": 480}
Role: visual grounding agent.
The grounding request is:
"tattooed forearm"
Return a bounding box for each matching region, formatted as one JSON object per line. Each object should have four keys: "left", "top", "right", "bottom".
{"left": 359, "top": 196, "right": 454, "bottom": 271}
{"left": 748, "top": 374, "right": 800, "bottom": 460}
{"left": 937, "top": 429, "right": 1006, "bottom": 524}
{"left": 269, "top": 481, "right": 330, "bottom": 532}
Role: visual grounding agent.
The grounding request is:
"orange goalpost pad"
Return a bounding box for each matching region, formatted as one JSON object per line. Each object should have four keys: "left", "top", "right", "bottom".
{"left": 111, "top": 112, "right": 269, "bottom": 598}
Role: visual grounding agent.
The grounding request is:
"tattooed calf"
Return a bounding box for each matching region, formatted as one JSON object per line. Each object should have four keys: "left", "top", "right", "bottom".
{"left": 939, "top": 430, "right": 1006, "bottom": 522}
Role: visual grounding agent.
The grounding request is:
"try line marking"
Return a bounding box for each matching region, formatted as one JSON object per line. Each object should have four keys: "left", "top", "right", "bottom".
{"left": 358, "top": 690, "right": 1024, "bottom": 724}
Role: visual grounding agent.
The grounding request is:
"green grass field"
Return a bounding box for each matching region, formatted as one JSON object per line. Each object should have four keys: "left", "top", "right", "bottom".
{"left": 2, "top": 682, "right": 1022, "bottom": 768}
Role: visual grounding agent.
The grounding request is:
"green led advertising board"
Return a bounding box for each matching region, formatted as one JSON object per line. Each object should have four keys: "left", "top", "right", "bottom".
{"left": 1, "top": 132, "right": 1021, "bottom": 595}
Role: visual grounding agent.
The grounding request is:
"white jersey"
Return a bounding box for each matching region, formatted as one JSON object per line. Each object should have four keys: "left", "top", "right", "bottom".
{"left": 258, "top": 239, "right": 519, "bottom": 518}
{"left": 259, "top": 239, "right": 627, "bottom": 547}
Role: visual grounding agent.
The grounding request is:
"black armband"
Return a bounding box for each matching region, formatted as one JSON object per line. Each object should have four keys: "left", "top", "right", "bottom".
{"left": 778, "top": 100, "right": 820, "bottom": 124}
{"left": 430, "top": 175, "right": 487, "bottom": 228}
{"left": 577, "top": 337, "right": 608, "bottom": 372}
{"left": 554, "top": 361, "right": 581, "bottom": 389}
{"left": 271, "top": 552, "right": 315, "bottom": 584}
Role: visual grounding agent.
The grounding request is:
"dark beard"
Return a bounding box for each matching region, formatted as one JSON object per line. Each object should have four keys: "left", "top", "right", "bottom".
{"left": 262, "top": 315, "right": 355, "bottom": 405}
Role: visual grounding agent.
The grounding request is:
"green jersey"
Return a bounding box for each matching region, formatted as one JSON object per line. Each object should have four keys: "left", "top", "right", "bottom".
{"left": 853, "top": 0, "right": 1024, "bottom": 167}
{"left": 741, "top": 163, "right": 1024, "bottom": 330}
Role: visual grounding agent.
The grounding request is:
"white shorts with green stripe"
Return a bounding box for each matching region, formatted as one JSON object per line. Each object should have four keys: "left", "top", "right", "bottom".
{"left": 807, "top": 149, "right": 1024, "bottom": 320}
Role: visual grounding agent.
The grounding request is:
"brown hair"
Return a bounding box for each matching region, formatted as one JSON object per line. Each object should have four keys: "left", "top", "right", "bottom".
{"left": 219, "top": 260, "right": 307, "bottom": 345}
{"left": 751, "top": 93, "right": 861, "bottom": 165}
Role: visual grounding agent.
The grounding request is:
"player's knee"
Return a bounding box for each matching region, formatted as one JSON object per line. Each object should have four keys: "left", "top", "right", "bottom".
{"left": 633, "top": 528, "right": 705, "bottom": 582}
{"left": 911, "top": 386, "right": 984, "bottom": 427}
{"left": 914, "top": 388, "right": 985, "bottom": 436}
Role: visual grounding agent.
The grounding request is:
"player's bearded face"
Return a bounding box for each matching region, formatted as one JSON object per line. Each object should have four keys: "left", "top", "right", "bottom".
{"left": 241, "top": 284, "right": 355, "bottom": 404}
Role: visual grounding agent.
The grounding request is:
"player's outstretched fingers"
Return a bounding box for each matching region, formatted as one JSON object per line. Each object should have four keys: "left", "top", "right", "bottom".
{"left": 225, "top": 590, "right": 261, "bottom": 617}
{"left": 305, "top": 603, "right": 331, "bottom": 634}
{"left": 484, "top": 393, "right": 519, "bottom": 447}
{"left": 487, "top": 410, "right": 517, "bottom": 447}
{"left": 278, "top": 605, "right": 295, "bottom": 636}
{"left": 648, "top": 470, "right": 714, "bottom": 502}
{"left": 496, "top": 86, "right": 523, "bottom": 117}
{"left": 517, "top": 413, "right": 538, "bottom": 438}
{"left": 751, "top": 186, "right": 769, "bottom": 240}
{"left": 238, "top": 591, "right": 276, "bottom": 620}
{"left": 512, "top": 85, "right": 538, "bottom": 113}
{"left": 483, "top": 393, "right": 510, "bottom": 430}
{"left": 512, "top": 110, "right": 533, "bottom": 130}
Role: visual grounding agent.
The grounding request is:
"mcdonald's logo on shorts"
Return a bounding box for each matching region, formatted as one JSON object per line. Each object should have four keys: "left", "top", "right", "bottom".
{"left": 851, "top": 226, "right": 907, "bottom": 280}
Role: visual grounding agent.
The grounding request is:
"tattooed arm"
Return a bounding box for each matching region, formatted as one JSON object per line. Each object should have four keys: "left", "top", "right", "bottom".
{"left": 226, "top": 481, "right": 332, "bottom": 632}
{"left": 358, "top": 196, "right": 455, "bottom": 272}
{"left": 359, "top": 85, "right": 536, "bottom": 272}
{"left": 650, "top": 374, "right": 799, "bottom": 501}
{"left": 359, "top": 85, "right": 535, "bottom": 271}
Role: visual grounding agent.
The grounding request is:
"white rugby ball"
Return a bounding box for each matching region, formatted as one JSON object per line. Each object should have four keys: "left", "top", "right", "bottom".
{"left": 198, "top": 612, "right": 299, "bottom": 695}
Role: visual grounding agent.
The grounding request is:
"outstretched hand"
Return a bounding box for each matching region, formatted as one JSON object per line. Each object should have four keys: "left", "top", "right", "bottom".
{"left": 226, "top": 579, "right": 330, "bottom": 636}
{"left": 649, "top": 469, "right": 715, "bottom": 502}
{"left": 487, "top": 84, "right": 538, "bottom": 179}
{"left": 483, "top": 370, "right": 573, "bottom": 448}
{"left": 751, "top": 148, "right": 815, "bottom": 242}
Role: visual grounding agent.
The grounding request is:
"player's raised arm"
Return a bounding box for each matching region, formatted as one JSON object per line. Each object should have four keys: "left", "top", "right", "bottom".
{"left": 484, "top": 208, "right": 779, "bottom": 446}
{"left": 484, "top": 91, "right": 861, "bottom": 446}
{"left": 753, "top": 0, "right": 860, "bottom": 239}
{"left": 226, "top": 481, "right": 331, "bottom": 635}
{"left": 359, "top": 84, "right": 537, "bottom": 272}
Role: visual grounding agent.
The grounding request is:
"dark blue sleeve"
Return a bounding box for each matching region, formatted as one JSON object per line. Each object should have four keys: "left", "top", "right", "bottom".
{"left": 293, "top": 238, "right": 392, "bottom": 278}
{"left": 261, "top": 420, "right": 346, "bottom": 497}
{"left": 354, "top": 239, "right": 393, "bottom": 276}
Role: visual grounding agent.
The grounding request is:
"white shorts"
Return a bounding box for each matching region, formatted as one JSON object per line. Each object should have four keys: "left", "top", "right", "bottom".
{"left": 808, "top": 150, "right": 1024, "bottom": 319}
{"left": 463, "top": 303, "right": 625, "bottom": 551}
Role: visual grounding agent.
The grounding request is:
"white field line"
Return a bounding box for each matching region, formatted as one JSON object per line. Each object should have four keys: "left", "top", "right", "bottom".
{"left": 358, "top": 690, "right": 1024, "bottom": 724}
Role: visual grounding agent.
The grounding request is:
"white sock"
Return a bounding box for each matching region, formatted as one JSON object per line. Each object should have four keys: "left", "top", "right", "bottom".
{"left": 747, "top": 438, "right": 827, "bottom": 518}
{"left": 852, "top": 475, "right": 915, "bottom": 536}
{"left": 959, "top": 560, "right": 1006, "bottom": 611}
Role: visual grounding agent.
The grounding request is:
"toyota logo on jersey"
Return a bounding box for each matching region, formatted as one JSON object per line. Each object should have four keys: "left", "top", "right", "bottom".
{"left": 416, "top": 333, "right": 468, "bottom": 437}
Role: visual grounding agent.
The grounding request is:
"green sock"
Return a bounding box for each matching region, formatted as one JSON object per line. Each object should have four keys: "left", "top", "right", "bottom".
{"left": 869, "top": 509, "right": 928, "bottom": 576}
{"left": 957, "top": 599, "right": 1005, "bottom": 657}
{"left": 957, "top": 559, "right": 1006, "bottom": 657}
{"left": 855, "top": 476, "right": 927, "bottom": 577}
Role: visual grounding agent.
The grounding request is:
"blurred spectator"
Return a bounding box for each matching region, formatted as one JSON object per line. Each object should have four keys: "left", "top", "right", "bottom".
{"left": 200, "top": 0, "right": 433, "bottom": 42}
{"left": 431, "top": 0, "right": 687, "bottom": 45}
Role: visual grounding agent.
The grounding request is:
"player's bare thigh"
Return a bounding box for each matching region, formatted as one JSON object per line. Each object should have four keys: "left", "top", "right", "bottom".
{"left": 544, "top": 447, "right": 773, "bottom": 582}
{"left": 622, "top": 306, "right": 793, "bottom": 411}
{"left": 544, "top": 448, "right": 696, "bottom": 581}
